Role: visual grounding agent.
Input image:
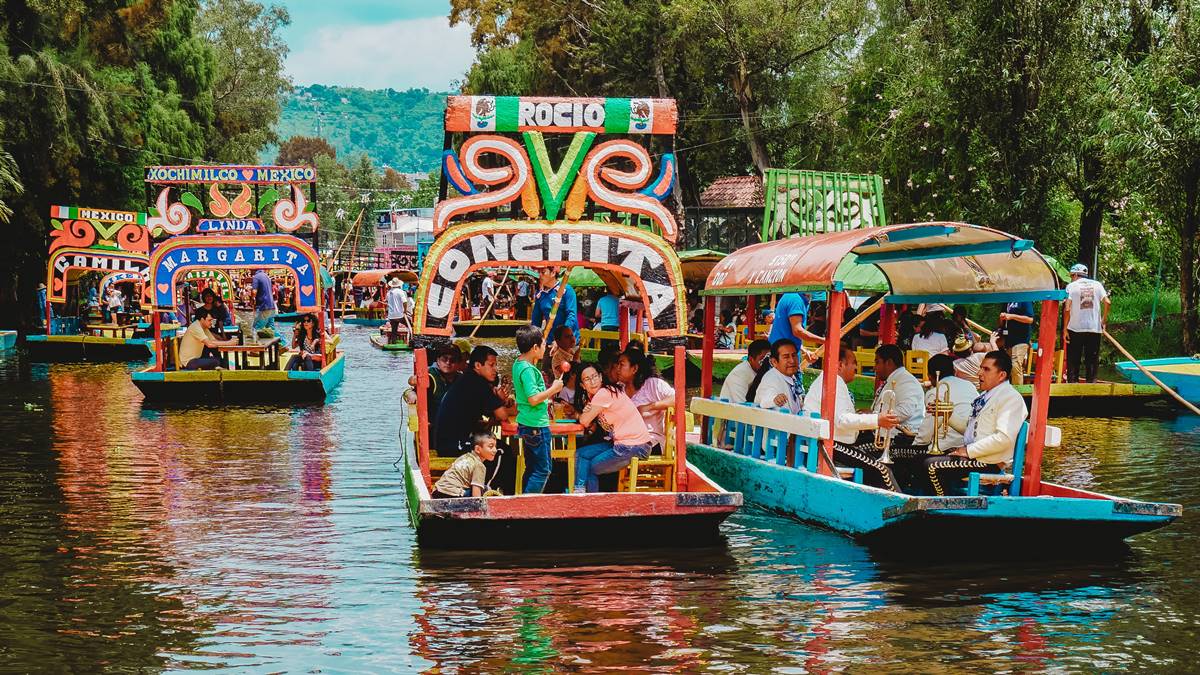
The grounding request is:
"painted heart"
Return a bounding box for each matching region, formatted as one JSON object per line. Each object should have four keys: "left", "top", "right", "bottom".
{"left": 157, "top": 283, "right": 170, "bottom": 294}
{"left": 241, "top": 169, "right": 254, "bottom": 181}
{"left": 53, "top": 278, "right": 64, "bottom": 291}
{"left": 300, "top": 284, "right": 313, "bottom": 297}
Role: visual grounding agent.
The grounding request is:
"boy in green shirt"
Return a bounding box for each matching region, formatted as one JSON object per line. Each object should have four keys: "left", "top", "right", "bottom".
{"left": 514, "top": 324, "right": 563, "bottom": 493}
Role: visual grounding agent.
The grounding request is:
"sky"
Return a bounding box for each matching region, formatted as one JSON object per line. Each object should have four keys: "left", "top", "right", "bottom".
{"left": 279, "top": 0, "right": 474, "bottom": 91}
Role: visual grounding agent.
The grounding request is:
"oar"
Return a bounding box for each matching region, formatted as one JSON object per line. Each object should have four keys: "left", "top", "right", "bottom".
{"left": 840, "top": 295, "right": 885, "bottom": 334}
{"left": 469, "top": 267, "right": 512, "bottom": 340}
{"left": 1103, "top": 330, "right": 1200, "bottom": 416}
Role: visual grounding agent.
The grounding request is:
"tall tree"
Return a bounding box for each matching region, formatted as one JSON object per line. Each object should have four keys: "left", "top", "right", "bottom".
{"left": 197, "top": 0, "right": 291, "bottom": 162}
{"left": 276, "top": 135, "right": 337, "bottom": 165}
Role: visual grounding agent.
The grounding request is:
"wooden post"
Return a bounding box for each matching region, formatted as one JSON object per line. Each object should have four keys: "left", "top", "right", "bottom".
{"left": 1022, "top": 299, "right": 1058, "bottom": 496}
{"left": 618, "top": 302, "right": 629, "bottom": 350}
{"left": 674, "top": 345, "right": 688, "bottom": 492}
{"left": 415, "top": 347, "right": 433, "bottom": 485}
{"left": 700, "top": 295, "right": 716, "bottom": 444}
{"left": 747, "top": 295, "right": 757, "bottom": 340}
{"left": 153, "top": 310, "right": 162, "bottom": 371}
{"left": 818, "top": 290, "right": 847, "bottom": 477}
{"left": 879, "top": 302, "right": 897, "bottom": 345}
{"left": 45, "top": 300, "right": 53, "bottom": 334}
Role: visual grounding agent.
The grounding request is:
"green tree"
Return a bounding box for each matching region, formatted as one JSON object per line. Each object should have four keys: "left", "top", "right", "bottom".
{"left": 276, "top": 134, "right": 337, "bottom": 165}
{"left": 197, "top": 0, "right": 291, "bottom": 162}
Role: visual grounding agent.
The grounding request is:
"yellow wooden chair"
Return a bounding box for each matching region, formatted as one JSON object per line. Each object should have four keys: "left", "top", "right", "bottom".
{"left": 854, "top": 347, "right": 876, "bottom": 373}
{"left": 905, "top": 349, "right": 930, "bottom": 382}
{"left": 624, "top": 408, "right": 693, "bottom": 492}
{"left": 513, "top": 432, "right": 577, "bottom": 495}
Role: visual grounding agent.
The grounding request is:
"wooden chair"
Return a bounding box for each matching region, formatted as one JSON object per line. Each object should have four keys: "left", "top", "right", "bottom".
{"left": 905, "top": 349, "right": 930, "bottom": 382}
{"left": 512, "top": 433, "right": 576, "bottom": 495}
{"left": 854, "top": 347, "right": 876, "bottom": 374}
{"left": 966, "top": 421, "right": 1029, "bottom": 496}
{"left": 623, "top": 407, "right": 693, "bottom": 492}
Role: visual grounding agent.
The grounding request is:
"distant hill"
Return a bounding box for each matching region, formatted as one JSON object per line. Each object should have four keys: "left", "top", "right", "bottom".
{"left": 266, "top": 84, "right": 448, "bottom": 172}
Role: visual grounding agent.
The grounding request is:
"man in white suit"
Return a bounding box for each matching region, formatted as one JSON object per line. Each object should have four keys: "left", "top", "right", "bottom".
{"left": 754, "top": 339, "right": 810, "bottom": 414}
{"left": 923, "top": 350, "right": 1028, "bottom": 496}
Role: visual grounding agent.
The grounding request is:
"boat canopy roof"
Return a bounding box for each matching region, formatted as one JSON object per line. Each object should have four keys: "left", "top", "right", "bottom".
{"left": 351, "top": 268, "right": 419, "bottom": 287}
{"left": 702, "top": 222, "right": 1066, "bottom": 304}
{"left": 678, "top": 249, "right": 727, "bottom": 285}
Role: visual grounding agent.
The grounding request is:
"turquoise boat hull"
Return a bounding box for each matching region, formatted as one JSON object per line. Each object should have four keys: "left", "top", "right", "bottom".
{"left": 1115, "top": 357, "right": 1200, "bottom": 404}
{"left": 687, "top": 442, "right": 1179, "bottom": 555}
{"left": 0, "top": 330, "right": 16, "bottom": 351}
{"left": 342, "top": 317, "right": 386, "bottom": 327}
{"left": 132, "top": 352, "right": 346, "bottom": 404}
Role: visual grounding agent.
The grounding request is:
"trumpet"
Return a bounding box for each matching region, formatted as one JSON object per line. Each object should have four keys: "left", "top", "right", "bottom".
{"left": 930, "top": 379, "right": 955, "bottom": 455}
{"left": 874, "top": 388, "right": 896, "bottom": 464}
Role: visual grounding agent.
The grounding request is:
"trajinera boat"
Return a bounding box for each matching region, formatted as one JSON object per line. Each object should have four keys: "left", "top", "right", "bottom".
{"left": 27, "top": 205, "right": 175, "bottom": 361}
{"left": 130, "top": 165, "right": 345, "bottom": 403}
{"left": 403, "top": 95, "right": 741, "bottom": 548}
{"left": 1116, "top": 356, "right": 1200, "bottom": 405}
{"left": 686, "top": 222, "right": 1181, "bottom": 555}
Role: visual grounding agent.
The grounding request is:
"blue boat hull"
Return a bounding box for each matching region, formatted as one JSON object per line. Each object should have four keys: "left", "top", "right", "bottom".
{"left": 687, "top": 442, "right": 1178, "bottom": 555}
{"left": 342, "top": 317, "right": 386, "bottom": 327}
{"left": 132, "top": 353, "right": 346, "bottom": 404}
{"left": 0, "top": 330, "right": 16, "bottom": 351}
{"left": 1116, "top": 357, "right": 1200, "bottom": 404}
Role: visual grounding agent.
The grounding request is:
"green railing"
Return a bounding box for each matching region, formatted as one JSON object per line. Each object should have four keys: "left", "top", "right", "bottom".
{"left": 761, "top": 169, "right": 887, "bottom": 241}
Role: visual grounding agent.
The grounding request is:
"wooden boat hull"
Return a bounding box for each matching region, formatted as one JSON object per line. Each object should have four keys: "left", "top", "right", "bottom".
{"left": 686, "top": 442, "right": 1179, "bottom": 556}
{"left": 26, "top": 334, "right": 155, "bottom": 362}
{"left": 0, "top": 330, "right": 16, "bottom": 352}
{"left": 370, "top": 335, "right": 412, "bottom": 351}
{"left": 131, "top": 352, "right": 345, "bottom": 403}
{"left": 342, "top": 317, "right": 386, "bottom": 327}
{"left": 452, "top": 319, "right": 527, "bottom": 338}
{"left": 405, "top": 449, "right": 742, "bottom": 550}
{"left": 1115, "top": 357, "right": 1200, "bottom": 404}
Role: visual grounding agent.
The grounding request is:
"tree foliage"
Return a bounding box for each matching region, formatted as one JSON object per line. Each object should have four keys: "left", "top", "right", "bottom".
{"left": 276, "top": 135, "right": 337, "bottom": 165}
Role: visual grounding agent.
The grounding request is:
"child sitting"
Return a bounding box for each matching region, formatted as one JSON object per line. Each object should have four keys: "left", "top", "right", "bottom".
{"left": 432, "top": 431, "right": 499, "bottom": 498}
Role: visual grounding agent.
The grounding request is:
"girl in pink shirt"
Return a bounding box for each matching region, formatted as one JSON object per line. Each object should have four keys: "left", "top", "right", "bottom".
{"left": 573, "top": 364, "right": 652, "bottom": 493}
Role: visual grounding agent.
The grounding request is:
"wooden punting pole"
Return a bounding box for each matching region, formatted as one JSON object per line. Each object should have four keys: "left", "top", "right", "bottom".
{"left": 1022, "top": 299, "right": 1058, "bottom": 496}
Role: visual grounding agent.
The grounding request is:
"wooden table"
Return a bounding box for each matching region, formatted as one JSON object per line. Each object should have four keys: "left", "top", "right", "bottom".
{"left": 217, "top": 337, "right": 281, "bottom": 370}
{"left": 500, "top": 420, "right": 586, "bottom": 495}
{"left": 86, "top": 323, "right": 135, "bottom": 338}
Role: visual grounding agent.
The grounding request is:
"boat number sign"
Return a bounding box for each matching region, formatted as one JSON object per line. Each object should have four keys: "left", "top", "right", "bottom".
{"left": 422, "top": 231, "right": 678, "bottom": 331}
{"left": 152, "top": 243, "right": 318, "bottom": 309}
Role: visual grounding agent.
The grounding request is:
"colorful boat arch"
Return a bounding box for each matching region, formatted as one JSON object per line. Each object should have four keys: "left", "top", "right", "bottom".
{"left": 182, "top": 269, "right": 235, "bottom": 300}
{"left": 147, "top": 234, "right": 322, "bottom": 311}
{"left": 48, "top": 247, "right": 149, "bottom": 303}
{"left": 99, "top": 271, "right": 146, "bottom": 298}
{"left": 412, "top": 220, "right": 687, "bottom": 337}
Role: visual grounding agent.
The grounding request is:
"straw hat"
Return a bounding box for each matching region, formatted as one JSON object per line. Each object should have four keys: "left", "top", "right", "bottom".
{"left": 37, "top": 282, "right": 46, "bottom": 290}
{"left": 952, "top": 335, "right": 972, "bottom": 353}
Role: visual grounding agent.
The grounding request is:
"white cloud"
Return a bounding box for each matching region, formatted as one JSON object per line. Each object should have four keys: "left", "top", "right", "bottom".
{"left": 286, "top": 16, "right": 474, "bottom": 90}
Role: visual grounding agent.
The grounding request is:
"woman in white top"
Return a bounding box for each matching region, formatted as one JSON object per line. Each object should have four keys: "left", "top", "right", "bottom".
{"left": 910, "top": 315, "right": 950, "bottom": 355}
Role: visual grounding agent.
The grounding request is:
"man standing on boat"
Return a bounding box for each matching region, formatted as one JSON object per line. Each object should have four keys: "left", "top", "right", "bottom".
{"left": 923, "top": 350, "right": 1028, "bottom": 496}
{"left": 1063, "top": 263, "right": 1110, "bottom": 383}
{"left": 803, "top": 343, "right": 902, "bottom": 491}
{"left": 515, "top": 276, "right": 531, "bottom": 320}
{"left": 768, "top": 292, "right": 824, "bottom": 352}
{"left": 998, "top": 299, "right": 1034, "bottom": 384}
{"left": 480, "top": 270, "right": 498, "bottom": 319}
{"left": 385, "top": 277, "right": 409, "bottom": 345}
{"left": 251, "top": 268, "right": 276, "bottom": 337}
{"left": 531, "top": 267, "right": 579, "bottom": 365}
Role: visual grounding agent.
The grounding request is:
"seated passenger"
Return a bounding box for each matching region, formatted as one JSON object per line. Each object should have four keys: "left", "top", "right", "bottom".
{"left": 432, "top": 431, "right": 499, "bottom": 498}
{"left": 922, "top": 350, "right": 1028, "bottom": 496}
{"left": 910, "top": 355, "right": 977, "bottom": 455}
{"left": 716, "top": 309, "right": 736, "bottom": 350}
{"left": 802, "top": 343, "right": 902, "bottom": 491}
{"left": 869, "top": 344, "right": 926, "bottom": 449}
{"left": 911, "top": 315, "right": 950, "bottom": 355}
{"left": 616, "top": 345, "right": 675, "bottom": 453}
{"left": 286, "top": 314, "right": 327, "bottom": 371}
{"left": 719, "top": 339, "right": 772, "bottom": 404}
{"left": 434, "top": 345, "right": 514, "bottom": 457}
{"left": 178, "top": 308, "right": 237, "bottom": 370}
{"left": 573, "top": 364, "right": 653, "bottom": 493}
{"left": 753, "top": 339, "right": 811, "bottom": 414}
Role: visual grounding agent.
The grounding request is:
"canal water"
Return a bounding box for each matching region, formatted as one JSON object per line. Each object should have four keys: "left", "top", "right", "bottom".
{"left": 1, "top": 330, "right": 1197, "bottom": 672}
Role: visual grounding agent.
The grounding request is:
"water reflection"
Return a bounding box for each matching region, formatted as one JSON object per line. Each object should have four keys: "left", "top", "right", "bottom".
{"left": 0, "top": 337, "right": 1196, "bottom": 671}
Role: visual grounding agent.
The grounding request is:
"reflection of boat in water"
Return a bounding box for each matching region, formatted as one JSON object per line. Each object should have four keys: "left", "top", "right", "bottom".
{"left": 688, "top": 223, "right": 1182, "bottom": 556}
{"left": 1116, "top": 356, "right": 1200, "bottom": 405}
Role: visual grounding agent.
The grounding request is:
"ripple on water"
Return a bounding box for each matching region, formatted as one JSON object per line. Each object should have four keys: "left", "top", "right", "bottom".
{"left": 0, "top": 336, "right": 1197, "bottom": 671}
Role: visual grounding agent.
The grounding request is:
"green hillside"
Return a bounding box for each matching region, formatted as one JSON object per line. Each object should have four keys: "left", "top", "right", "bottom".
{"left": 267, "top": 85, "right": 447, "bottom": 172}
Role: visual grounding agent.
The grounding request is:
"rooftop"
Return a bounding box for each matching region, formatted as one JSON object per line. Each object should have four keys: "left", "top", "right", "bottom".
{"left": 699, "top": 175, "right": 764, "bottom": 209}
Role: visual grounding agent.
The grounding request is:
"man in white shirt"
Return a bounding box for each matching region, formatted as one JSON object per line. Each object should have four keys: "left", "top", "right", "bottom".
{"left": 754, "top": 339, "right": 808, "bottom": 413}
{"left": 1063, "top": 263, "right": 1110, "bottom": 383}
{"left": 105, "top": 287, "right": 124, "bottom": 323}
{"left": 922, "top": 350, "right": 1029, "bottom": 496}
{"left": 178, "top": 307, "right": 237, "bottom": 370}
{"left": 515, "top": 278, "right": 531, "bottom": 320}
{"left": 803, "top": 343, "right": 901, "bottom": 491}
{"left": 480, "top": 270, "right": 497, "bottom": 319}
{"left": 720, "top": 339, "right": 772, "bottom": 404}
{"left": 911, "top": 355, "right": 977, "bottom": 453}
{"left": 385, "top": 277, "right": 410, "bottom": 344}
{"left": 870, "top": 344, "right": 926, "bottom": 448}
